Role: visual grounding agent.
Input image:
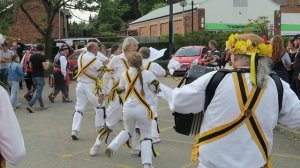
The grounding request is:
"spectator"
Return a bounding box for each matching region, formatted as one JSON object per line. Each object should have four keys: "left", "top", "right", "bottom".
{"left": 0, "top": 42, "right": 14, "bottom": 84}
{"left": 201, "top": 40, "right": 221, "bottom": 66}
{"left": 26, "top": 44, "right": 49, "bottom": 113}
{"left": 287, "top": 38, "right": 298, "bottom": 87}
{"left": 7, "top": 55, "right": 24, "bottom": 110}
{"left": 0, "top": 82, "right": 26, "bottom": 167}
{"left": 22, "top": 46, "right": 35, "bottom": 102}
{"left": 272, "top": 35, "right": 291, "bottom": 83}
{"left": 292, "top": 34, "right": 300, "bottom": 98}
{"left": 110, "top": 44, "right": 122, "bottom": 59}
{"left": 287, "top": 38, "right": 297, "bottom": 62}
{"left": 11, "top": 41, "right": 25, "bottom": 89}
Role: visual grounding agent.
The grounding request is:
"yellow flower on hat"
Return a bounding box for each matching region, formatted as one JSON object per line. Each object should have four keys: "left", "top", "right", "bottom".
{"left": 225, "top": 33, "right": 273, "bottom": 86}
{"left": 226, "top": 33, "right": 272, "bottom": 57}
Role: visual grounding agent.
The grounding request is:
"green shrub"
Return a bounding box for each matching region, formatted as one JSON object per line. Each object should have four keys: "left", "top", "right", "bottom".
{"left": 100, "top": 32, "right": 118, "bottom": 37}
{"left": 161, "top": 31, "right": 238, "bottom": 52}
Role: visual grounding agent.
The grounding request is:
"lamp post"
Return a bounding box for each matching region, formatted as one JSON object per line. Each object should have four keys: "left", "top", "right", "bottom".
{"left": 168, "top": 0, "right": 174, "bottom": 56}
{"left": 191, "top": 0, "right": 194, "bottom": 32}
{"left": 59, "top": 8, "right": 61, "bottom": 39}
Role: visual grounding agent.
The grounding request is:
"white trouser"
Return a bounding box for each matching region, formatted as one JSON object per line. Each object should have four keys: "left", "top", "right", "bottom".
{"left": 108, "top": 104, "right": 153, "bottom": 165}
{"left": 106, "top": 97, "right": 123, "bottom": 128}
{"left": 72, "top": 82, "right": 105, "bottom": 132}
{"left": 151, "top": 96, "right": 159, "bottom": 139}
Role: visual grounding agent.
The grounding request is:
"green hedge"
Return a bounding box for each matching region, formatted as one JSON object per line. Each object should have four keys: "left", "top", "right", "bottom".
{"left": 161, "top": 31, "right": 237, "bottom": 52}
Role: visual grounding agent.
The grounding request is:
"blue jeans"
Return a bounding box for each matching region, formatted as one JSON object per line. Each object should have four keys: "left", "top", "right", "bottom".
{"left": 8, "top": 81, "right": 21, "bottom": 108}
{"left": 29, "top": 77, "right": 45, "bottom": 107}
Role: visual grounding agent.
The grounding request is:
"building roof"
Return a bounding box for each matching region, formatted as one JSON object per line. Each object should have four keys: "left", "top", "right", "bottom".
{"left": 130, "top": 0, "right": 284, "bottom": 25}
{"left": 130, "top": 0, "right": 207, "bottom": 25}
{"left": 272, "top": 0, "right": 286, "bottom": 5}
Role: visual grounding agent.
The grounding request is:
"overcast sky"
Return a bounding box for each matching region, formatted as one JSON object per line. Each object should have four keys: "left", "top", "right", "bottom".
{"left": 70, "top": 9, "right": 97, "bottom": 23}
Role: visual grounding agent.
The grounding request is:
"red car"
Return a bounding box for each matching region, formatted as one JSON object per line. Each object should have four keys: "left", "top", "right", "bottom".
{"left": 171, "top": 46, "right": 208, "bottom": 76}
{"left": 67, "top": 50, "right": 83, "bottom": 77}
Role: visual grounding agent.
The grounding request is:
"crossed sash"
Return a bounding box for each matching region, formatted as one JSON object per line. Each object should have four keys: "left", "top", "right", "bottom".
{"left": 108, "top": 58, "right": 129, "bottom": 102}
{"left": 124, "top": 70, "right": 153, "bottom": 120}
{"left": 145, "top": 62, "right": 152, "bottom": 70}
{"left": 191, "top": 72, "right": 271, "bottom": 168}
{"left": 74, "top": 55, "right": 97, "bottom": 83}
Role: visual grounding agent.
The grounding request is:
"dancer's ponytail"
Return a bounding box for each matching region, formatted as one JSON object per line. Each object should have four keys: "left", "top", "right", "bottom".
{"left": 128, "top": 52, "right": 145, "bottom": 97}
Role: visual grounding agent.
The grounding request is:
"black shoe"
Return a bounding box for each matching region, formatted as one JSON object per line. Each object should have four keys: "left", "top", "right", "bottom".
{"left": 62, "top": 99, "right": 72, "bottom": 103}
{"left": 24, "top": 94, "right": 32, "bottom": 102}
{"left": 48, "top": 94, "right": 55, "bottom": 103}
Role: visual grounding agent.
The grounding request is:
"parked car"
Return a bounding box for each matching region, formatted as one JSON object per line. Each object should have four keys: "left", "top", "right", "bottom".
{"left": 67, "top": 49, "right": 82, "bottom": 78}
{"left": 170, "top": 46, "right": 208, "bottom": 76}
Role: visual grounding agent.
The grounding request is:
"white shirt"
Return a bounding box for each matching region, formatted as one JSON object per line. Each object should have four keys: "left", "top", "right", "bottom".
{"left": 142, "top": 59, "right": 166, "bottom": 77}
{"left": 106, "top": 53, "right": 129, "bottom": 82}
{"left": 119, "top": 67, "right": 156, "bottom": 107}
{"left": 167, "top": 71, "right": 300, "bottom": 168}
{"left": 59, "top": 54, "right": 67, "bottom": 77}
{"left": 77, "top": 52, "right": 103, "bottom": 84}
{"left": 0, "top": 86, "right": 25, "bottom": 165}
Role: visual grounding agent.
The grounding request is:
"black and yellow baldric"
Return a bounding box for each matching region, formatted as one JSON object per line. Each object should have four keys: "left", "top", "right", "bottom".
{"left": 108, "top": 80, "right": 120, "bottom": 102}
{"left": 108, "top": 58, "right": 129, "bottom": 103}
{"left": 121, "top": 58, "right": 129, "bottom": 70}
{"left": 124, "top": 70, "right": 153, "bottom": 120}
{"left": 145, "top": 61, "right": 152, "bottom": 70}
{"left": 74, "top": 55, "right": 97, "bottom": 83}
{"left": 191, "top": 72, "right": 271, "bottom": 168}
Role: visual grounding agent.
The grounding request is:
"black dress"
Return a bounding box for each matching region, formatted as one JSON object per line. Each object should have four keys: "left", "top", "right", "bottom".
{"left": 273, "top": 61, "right": 290, "bottom": 84}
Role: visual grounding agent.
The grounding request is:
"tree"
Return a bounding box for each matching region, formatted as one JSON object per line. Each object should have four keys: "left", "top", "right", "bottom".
{"left": 246, "top": 16, "right": 270, "bottom": 37}
{"left": 0, "top": 0, "right": 17, "bottom": 35}
{"left": 95, "top": 0, "right": 129, "bottom": 32}
{"left": 18, "top": 0, "right": 96, "bottom": 59}
{"left": 150, "top": 2, "right": 168, "bottom": 12}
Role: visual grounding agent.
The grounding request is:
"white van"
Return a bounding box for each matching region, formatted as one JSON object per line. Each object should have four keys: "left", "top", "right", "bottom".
{"left": 56, "top": 38, "right": 100, "bottom": 49}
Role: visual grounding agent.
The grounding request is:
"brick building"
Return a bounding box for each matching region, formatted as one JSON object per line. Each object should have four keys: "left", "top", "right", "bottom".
{"left": 129, "top": 0, "right": 300, "bottom": 37}
{"left": 8, "top": 0, "right": 70, "bottom": 43}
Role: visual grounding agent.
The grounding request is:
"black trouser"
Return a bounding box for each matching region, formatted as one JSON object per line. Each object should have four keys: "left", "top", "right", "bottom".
{"left": 293, "top": 76, "right": 300, "bottom": 99}
{"left": 24, "top": 72, "right": 34, "bottom": 93}
{"left": 0, "top": 69, "right": 7, "bottom": 85}
{"left": 49, "top": 71, "right": 69, "bottom": 100}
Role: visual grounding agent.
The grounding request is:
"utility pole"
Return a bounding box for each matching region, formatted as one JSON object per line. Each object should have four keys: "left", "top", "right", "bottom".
{"left": 169, "top": 0, "right": 174, "bottom": 56}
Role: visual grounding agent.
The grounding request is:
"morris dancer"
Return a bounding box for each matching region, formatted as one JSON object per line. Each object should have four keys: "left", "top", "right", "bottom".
{"left": 162, "top": 33, "right": 300, "bottom": 168}
{"left": 139, "top": 47, "right": 166, "bottom": 143}
{"left": 70, "top": 42, "right": 106, "bottom": 140}
{"left": 89, "top": 37, "right": 138, "bottom": 156}
{"left": 105, "top": 52, "right": 159, "bottom": 168}
{"left": 48, "top": 44, "right": 72, "bottom": 103}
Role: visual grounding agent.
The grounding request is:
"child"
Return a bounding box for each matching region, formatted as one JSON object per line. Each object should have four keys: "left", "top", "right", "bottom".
{"left": 7, "top": 55, "right": 24, "bottom": 109}
{"left": 105, "top": 52, "right": 159, "bottom": 168}
{"left": 139, "top": 47, "right": 166, "bottom": 144}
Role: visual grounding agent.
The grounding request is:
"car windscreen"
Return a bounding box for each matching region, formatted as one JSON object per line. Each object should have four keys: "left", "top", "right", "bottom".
{"left": 175, "top": 48, "right": 200, "bottom": 57}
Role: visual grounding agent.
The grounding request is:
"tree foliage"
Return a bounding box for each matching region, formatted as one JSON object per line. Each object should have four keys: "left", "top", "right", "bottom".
{"left": 95, "top": 0, "right": 129, "bottom": 32}
{"left": 15, "top": 0, "right": 96, "bottom": 58}
{"left": 246, "top": 16, "right": 270, "bottom": 37}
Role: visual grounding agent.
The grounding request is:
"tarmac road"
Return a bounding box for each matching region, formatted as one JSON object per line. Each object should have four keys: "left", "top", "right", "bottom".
{"left": 7, "top": 77, "right": 300, "bottom": 168}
